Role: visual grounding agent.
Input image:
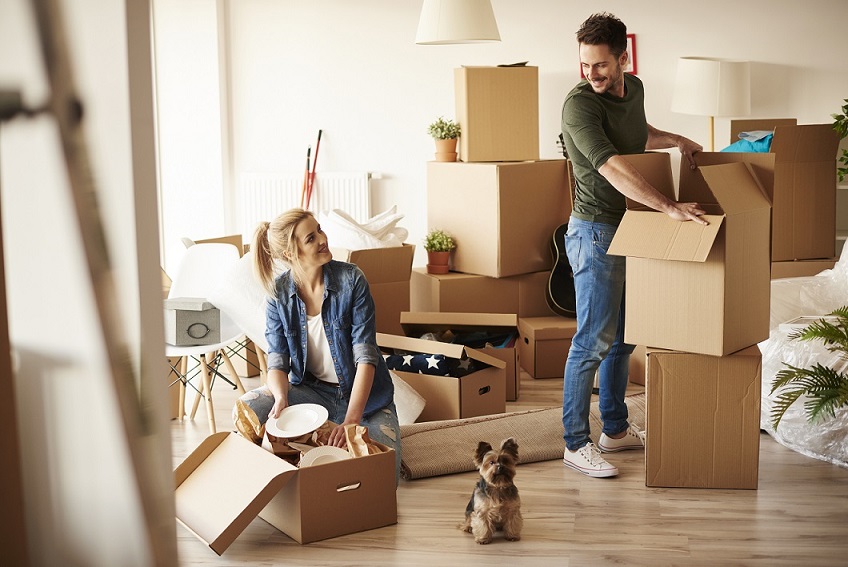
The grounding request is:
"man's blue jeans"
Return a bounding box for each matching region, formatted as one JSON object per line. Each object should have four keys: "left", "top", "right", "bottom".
{"left": 562, "top": 216, "right": 635, "bottom": 451}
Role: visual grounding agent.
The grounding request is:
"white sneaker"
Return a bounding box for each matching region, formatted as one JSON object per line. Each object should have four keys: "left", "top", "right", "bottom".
{"left": 598, "top": 425, "right": 646, "bottom": 453}
{"left": 563, "top": 442, "right": 619, "bottom": 478}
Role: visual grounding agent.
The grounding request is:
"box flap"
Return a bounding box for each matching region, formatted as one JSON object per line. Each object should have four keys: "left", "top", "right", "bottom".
{"left": 377, "top": 332, "right": 505, "bottom": 369}
{"left": 698, "top": 162, "right": 771, "bottom": 214}
{"left": 621, "top": 152, "right": 676, "bottom": 209}
{"left": 770, "top": 124, "right": 840, "bottom": 163}
{"left": 607, "top": 210, "right": 724, "bottom": 262}
{"left": 729, "top": 118, "right": 797, "bottom": 141}
{"left": 175, "top": 432, "right": 297, "bottom": 555}
{"left": 400, "top": 311, "right": 518, "bottom": 335}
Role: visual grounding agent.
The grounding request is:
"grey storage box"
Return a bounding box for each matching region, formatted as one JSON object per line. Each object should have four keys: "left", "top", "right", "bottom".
{"left": 164, "top": 297, "right": 221, "bottom": 346}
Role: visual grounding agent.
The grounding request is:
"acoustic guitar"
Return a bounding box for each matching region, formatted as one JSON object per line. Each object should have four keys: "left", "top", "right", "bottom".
{"left": 545, "top": 222, "right": 576, "bottom": 318}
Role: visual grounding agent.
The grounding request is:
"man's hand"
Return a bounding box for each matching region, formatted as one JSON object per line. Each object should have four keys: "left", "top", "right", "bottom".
{"left": 666, "top": 201, "right": 708, "bottom": 225}
{"left": 677, "top": 136, "right": 703, "bottom": 171}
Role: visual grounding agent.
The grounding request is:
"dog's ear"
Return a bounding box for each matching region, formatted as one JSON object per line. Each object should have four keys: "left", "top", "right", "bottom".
{"left": 501, "top": 437, "right": 519, "bottom": 462}
{"left": 474, "top": 441, "right": 493, "bottom": 466}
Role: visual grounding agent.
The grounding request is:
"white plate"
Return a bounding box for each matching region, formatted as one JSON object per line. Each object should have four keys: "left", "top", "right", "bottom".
{"left": 299, "top": 445, "right": 352, "bottom": 467}
{"left": 265, "top": 403, "right": 329, "bottom": 439}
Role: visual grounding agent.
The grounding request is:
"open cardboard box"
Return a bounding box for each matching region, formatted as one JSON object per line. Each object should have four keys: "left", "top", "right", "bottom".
{"left": 331, "top": 244, "right": 415, "bottom": 335}
{"left": 608, "top": 153, "right": 772, "bottom": 356}
{"left": 399, "top": 311, "right": 519, "bottom": 401}
{"left": 680, "top": 119, "right": 839, "bottom": 261}
{"left": 645, "top": 346, "right": 761, "bottom": 489}
{"left": 175, "top": 432, "right": 397, "bottom": 553}
{"left": 377, "top": 332, "right": 506, "bottom": 421}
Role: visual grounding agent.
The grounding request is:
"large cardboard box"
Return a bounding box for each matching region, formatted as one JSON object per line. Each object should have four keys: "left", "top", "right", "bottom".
{"left": 175, "top": 432, "right": 397, "bottom": 553}
{"left": 399, "top": 311, "right": 520, "bottom": 401}
{"left": 377, "top": 332, "right": 506, "bottom": 422}
{"left": 517, "top": 316, "right": 578, "bottom": 379}
{"left": 609, "top": 154, "right": 772, "bottom": 356}
{"left": 645, "top": 347, "right": 761, "bottom": 489}
{"left": 771, "top": 258, "right": 838, "bottom": 279}
{"left": 427, "top": 160, "right": 571, "bottom": 278}
{"left": 410, "top": 268, "right": 554, "bottom": 317}
{"left": 454, "top": 65, "right": 539, "bottom": 162}
{"left": 681, "top": 120, "right": 840, "bottom": 261}
{"left": 331, "top": 244, "right": 415, "bottom": 335}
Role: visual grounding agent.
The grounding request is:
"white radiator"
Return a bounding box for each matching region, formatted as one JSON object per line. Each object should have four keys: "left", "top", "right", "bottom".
{"left": 238, "top": 171, "right": 372, "bottom": 235}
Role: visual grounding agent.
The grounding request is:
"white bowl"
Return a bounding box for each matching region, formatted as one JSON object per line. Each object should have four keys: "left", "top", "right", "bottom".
{"left": 299, "top": 445, "right": 352, "bottom": 467}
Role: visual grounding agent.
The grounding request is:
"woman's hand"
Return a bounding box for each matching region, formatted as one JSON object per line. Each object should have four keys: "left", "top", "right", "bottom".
{"left": 268, "top": 395, "right": 288, "bottom": 420}
{"left": 327, "top": 420, "right": 357, "bottom": 448}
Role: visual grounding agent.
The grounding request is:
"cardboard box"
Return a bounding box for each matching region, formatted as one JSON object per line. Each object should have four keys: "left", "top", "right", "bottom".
{"left": 628, "top": 344, "right": 647, "bottom": 386}
{"left": 410, "top": 268, "right": 554, "bottom": 317}
{"left": 331, "top": 244, "right": 415, "bottom": 335}
{"left": 377, "top": 332, "right": 506, "bottom": 422}
{"left": 175, "top": 432, "right": 397, "bottom": 553}
{"left": 427, "top": 160, "right": 571, "bottom": 278}
{"left": 454, "top": 65, "right": 539, "bottom": 162}
{"left": 645, "top": 347, "right": 761, "bottom": 489}
{"left": 517, "top": 316, "right": 578, "bottom": 379}
{"left": 609, "top": 153, "right": 772, "bottom": 356}
{"left": 399, "top": 311, "right": 520, "bottom": 401}
{"left": 683, "top": 120, "right": 840, "bottom": 261}
{"left": 771, "top": 258, "right": 838, "bottom": 279}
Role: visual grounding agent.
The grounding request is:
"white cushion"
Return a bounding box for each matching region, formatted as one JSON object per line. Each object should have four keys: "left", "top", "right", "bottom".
{"left": 391, "top": 371, "right": 426, "bottom": 425}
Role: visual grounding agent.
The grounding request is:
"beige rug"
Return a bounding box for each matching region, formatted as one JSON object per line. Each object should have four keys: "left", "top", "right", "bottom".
{"left": 399, "top": 393, "right": 646, "bottom": 480}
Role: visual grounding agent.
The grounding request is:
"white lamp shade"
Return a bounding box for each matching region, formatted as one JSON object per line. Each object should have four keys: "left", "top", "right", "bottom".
{"left": 415, "top": 0, "right": 501, "bottom": 45}
{"left": 671, "top": 57, "right": 751, "bottom": 117}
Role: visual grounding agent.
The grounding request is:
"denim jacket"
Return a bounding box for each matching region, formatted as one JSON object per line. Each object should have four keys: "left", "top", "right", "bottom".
{"left": 264, "top": 260, "right": 394, "bottom": 417}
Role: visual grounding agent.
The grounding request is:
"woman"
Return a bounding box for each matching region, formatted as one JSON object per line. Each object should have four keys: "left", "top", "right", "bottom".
{"left": 234, "top": 208, "right": 401, "bottom": 480}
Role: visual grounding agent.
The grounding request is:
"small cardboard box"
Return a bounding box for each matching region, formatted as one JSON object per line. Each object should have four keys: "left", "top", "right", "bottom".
{"left": 331, "top": 244, "right": 415, "bottom": 335}
{"left": 455, "top": 65, "right": 539, "bottom": 162}
{"left": 400, "top": 311, "right": 520, "bottom": 401}
{"left": 608, "top": 153, "right": 772, "bottom": 356}
{"left": 164, "top": 297, "right": 221, "bottom": 346}
{"left": 410, "top": 268, "right": 554, "bottom": 317}
{"left": 377, "top": 332, "right": 506, "bottom": 422}
{"left": 517, "top": 316, "right": 578, "bottom": 379}
{"left": 682, "top": 120, "right": 840, "bottom": 261}
{"left": 771, "top": 258, "right": 838, "bottom": 279}
{"left": 427, "top": 160, "right": 571, "bottom": 278}
{"left": 175, "top": 432, "right": 397, "bottom": 553}
{"left": 645, "top": 346, "right": 761, "bottom": 489}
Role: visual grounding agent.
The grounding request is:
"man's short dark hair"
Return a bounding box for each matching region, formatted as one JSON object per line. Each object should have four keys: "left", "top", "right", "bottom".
{"left": 576, "top": 12, "right": 627, "bottom": 57}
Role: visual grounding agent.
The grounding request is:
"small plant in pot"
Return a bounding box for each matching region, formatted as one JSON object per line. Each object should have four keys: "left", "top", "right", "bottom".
{"left": 427, "top": 116, "right": 461, "bottom": 162}
{"left": 423, "top": 228, "right": 456, "bottom": 274}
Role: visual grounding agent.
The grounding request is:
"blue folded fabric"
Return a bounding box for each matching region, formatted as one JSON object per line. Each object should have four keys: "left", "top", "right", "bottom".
{"left": 721, "top": 131, "right": 773, "bottom": 153}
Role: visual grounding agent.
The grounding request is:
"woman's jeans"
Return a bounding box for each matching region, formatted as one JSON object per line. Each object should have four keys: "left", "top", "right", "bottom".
{"left": 235, "top": 375, "right": 402, "bottom": 483}
{"left": 561, "top": 217, "right": 635, "bottom": 451}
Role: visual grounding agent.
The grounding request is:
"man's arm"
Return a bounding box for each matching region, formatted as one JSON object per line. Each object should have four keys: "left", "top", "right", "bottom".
{"left": 646, "top": 124, "right": 702, "bottom": 171}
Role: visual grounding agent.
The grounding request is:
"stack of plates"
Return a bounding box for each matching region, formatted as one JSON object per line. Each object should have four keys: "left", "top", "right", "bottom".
{"left": 299, "top": 445, "right": 352, "bottom": 467}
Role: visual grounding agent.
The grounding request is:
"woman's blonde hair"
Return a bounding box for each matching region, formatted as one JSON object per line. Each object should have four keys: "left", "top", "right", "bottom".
{"left": 252, "top": 208, "right": 316, "bottom": 296}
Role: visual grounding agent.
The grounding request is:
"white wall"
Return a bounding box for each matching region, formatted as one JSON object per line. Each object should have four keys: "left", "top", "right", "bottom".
{"left": 155, "top": 0, "right": 848, "bottom": 272}
{"left": 0, "top": 0, "right": 176, "bottom": 564}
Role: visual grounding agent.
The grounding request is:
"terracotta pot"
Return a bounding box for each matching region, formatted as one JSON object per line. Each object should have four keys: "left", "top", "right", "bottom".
{"left": 434, "top": 138, "right": 458, "bottom": 162}
{"left": 426, "top": 250, "right": 451, "bottom": 274}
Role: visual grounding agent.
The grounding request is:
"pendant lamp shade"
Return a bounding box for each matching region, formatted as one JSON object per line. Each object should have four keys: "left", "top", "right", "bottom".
{"left": 415, "top": 0, "right": 501, "bottom": 45}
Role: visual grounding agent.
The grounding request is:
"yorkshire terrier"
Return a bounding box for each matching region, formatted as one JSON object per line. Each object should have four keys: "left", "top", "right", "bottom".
{"left": 458, "top": 438, "right": 523, "bottom": 544}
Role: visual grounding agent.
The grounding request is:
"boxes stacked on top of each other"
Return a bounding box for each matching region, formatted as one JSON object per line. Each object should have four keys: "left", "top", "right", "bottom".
{"left": 377, "top": 332, "right": 506, "bottom": 422}
{"left": 608, "top": 151, "right": 771, "bottom": 489}
{"left": 418, "top": 64, "right": 578, "bottom": 392}
{"left": 399, "top": 311, "right": 519, "bottom": 402}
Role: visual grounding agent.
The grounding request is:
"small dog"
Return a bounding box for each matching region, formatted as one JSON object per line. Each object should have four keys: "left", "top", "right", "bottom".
{"left": 458, "top": 438, "right": 523, "bottom": 544}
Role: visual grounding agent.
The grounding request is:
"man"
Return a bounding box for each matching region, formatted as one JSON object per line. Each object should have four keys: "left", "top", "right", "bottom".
{"left": 560, "top": 12, "right": 707, "bottom": 478}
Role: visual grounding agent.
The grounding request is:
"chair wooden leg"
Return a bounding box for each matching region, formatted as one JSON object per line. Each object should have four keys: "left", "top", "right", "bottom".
{"left": 219, "top": 349, "right": 246, "bottom": 395}
{"left": 178, "top": 356, "right": 187, "bottom": 421}
{"left": 197, "top": 354, "right": 216, "bottom": 434}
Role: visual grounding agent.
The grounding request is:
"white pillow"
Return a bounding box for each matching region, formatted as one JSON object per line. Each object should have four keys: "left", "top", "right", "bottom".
{"left": 391, "top": 371, "right": 426, "bottom": 425}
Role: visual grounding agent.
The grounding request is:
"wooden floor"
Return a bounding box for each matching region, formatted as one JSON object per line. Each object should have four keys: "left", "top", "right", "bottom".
{"left": 171, "top": 372, "right": 848, "bottom": 566}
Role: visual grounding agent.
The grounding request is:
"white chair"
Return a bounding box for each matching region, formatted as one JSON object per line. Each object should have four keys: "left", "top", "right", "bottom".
{"left": 166, "top": 243, "right": 247, "bottom": 433}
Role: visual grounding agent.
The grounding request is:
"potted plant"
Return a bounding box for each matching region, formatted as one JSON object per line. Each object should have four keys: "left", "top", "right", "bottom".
{"left": 423, "top": 228, "right": 456, "bottom": 274}
{"left": 769, "top": 306, "right": 848, "bottom": 429}
{"left": 831, "top": 98, "right": 848, "bottom": 182}
{"left": 427, "top": 116, "right": 461, "bottom": 162}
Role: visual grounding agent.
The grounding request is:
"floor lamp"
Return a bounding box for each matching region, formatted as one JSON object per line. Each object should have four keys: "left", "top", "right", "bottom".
{"left": 671, "top": 57, "right": 751, "bottom": 151}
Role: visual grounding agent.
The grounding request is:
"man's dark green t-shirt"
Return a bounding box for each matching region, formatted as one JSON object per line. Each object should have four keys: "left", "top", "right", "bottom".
{"left": 561, "top": 73, "right": 648, "bottom": 226}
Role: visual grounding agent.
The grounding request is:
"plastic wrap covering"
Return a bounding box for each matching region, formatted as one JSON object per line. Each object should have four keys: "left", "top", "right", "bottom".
{"left": 760, "top": 246, "right": 848, "bottom": 468}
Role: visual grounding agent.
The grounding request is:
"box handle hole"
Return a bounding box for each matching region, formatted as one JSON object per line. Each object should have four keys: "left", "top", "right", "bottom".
{"left": 337, "top": 481, "right": 361, "bottom": 493}
{"left": 478, "top": 386, "right": 490, "bottom": 396}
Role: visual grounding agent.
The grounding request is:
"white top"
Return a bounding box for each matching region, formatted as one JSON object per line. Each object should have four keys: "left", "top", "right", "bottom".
{"left": 306, "top": 313, "right": 339, "bottom": 384}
